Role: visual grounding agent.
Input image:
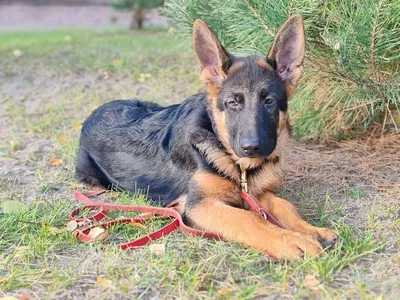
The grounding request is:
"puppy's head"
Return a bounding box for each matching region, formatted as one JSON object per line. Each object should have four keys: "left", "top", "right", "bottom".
{"left": 193, "top": 16, "right": 305, "bottom": 167}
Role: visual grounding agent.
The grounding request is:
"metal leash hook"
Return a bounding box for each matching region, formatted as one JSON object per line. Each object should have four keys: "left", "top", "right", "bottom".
{"left": 239, "top": 164, "right": 283, "bottom": 227}
{"left": 240, "top": 164, "right": 267, "bottom": 219}
{"left": 240, "top": 164, "right": 248, "bottom": 193}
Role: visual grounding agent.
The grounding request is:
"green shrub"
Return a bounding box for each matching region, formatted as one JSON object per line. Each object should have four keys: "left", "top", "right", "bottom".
{"left": 164, "top": 0, "right": 400, "bottom": 140}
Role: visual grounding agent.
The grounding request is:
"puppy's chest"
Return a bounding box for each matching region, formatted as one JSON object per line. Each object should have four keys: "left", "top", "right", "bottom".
{"left": 246, "top": 161, "right": 285, "bottom": 196}
{"left": 214, "top": 158, "right": 285, "bottom": 196}
{"left": 193, "top": 134, "right": 285, "bottom": 195}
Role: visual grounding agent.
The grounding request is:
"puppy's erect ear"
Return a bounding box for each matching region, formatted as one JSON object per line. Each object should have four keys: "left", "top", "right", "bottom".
{"left": 193, "top": 19, "right": 231, "bottom": 87}
{"left": 268, "top": 16, "right": 305, "bottom": 87}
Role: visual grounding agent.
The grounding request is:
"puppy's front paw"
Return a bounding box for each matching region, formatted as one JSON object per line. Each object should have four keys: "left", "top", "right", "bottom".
{"left": 290, "top": 224, "right": 338, "bottom": 249}
{"left": 264, "top": 231, "right": 323, "bottom": 260}
{"left": 314, "top": 227, "right": 338, "bottom": 249}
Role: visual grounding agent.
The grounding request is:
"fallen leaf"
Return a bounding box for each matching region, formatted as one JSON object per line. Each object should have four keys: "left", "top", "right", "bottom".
{"left": 112, "top": 58, "right": 122, "bottom": 66}
{"left": 131, "top": 221, "right": 146, "bottom": 229}
{"left": 66, "top": 220, "right": 78, "bottom": 232}
{"left": 254, "top": 286, "right": 275, "bottom": 296}
{"left": 149, "top": 243, "right": 165, "bottom": 255}
{"left": 108, "top": 192, "right": 121, "bottom": 200}
{"left": 58, "top": 134, "right": 66, "bottom": 143}
{"left": 96, "top": 276, "right": 113, "bottom": 289}
{"left": 391, "top": 110, "right": 400, "bottom": 126}
{"left": 19, "top": 295, "right": 29, "bottom": 300}
{"left": 12, "top": 49, "right": 23, "bottom": 57}
{"left": 118, "top": 278, "right": 135, "bottom": 288}
{"left": 167, "top": 268, "right": 176, "bottom": 279}
{"left": 102, "top": 71, "right": 110, "bottom": 80}
{"left": 49, "top": 157, "right": 63, "bottom": 167}
{"left": 217, "top": 287, "right": 230, "bottom": 297}
{"left": 303, "top": 275, "right": 322, "bottom": 292}
{"left": 137, "top": 73, "right": 152, "bottom": 83}
{"left": 0, "top": 296, "right": 19, "bottom": 300}
{"left": 10, "top": 140, "right": 22, "bottom": 151}
{"left": 88, "top": 227, "right": 108, "bottom": 242}
{"left": 48, "top": 226, "right": 61, "bottom": 234}
{"left": 9, "top": 140, "right": 16, "bottom": 151}
{"left": 71, "top": 124, "right": 82, "bottom": 131}
{"left": 13, "top": 246, "right": 30, "bottom": 259}
{"left": 15, "top": 246, "right": 29, "bottom": 253}
{"left": 70, "top": 183, "right": 84, "bottom": 190}
{"left": 133, "top": 273, "right": 140, "bottom": 281}
{"left": 27, "top": 128, "right": 36, "bottom": 135}
{"left": 1, "top": 201, "right": 28, "bottom": 214}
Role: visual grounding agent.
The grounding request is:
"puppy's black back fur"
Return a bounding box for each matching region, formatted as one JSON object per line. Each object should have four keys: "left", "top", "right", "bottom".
{"left": 76, "top": 94, "right": 214, "bottom": 205}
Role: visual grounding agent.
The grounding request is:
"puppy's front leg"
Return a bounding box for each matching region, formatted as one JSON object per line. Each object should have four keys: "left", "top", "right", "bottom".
{"left": 186, "top": 172, "right": 322, "bottom": 260}
{"left": 258, "top": 192, "right": 337, "bottom": 247}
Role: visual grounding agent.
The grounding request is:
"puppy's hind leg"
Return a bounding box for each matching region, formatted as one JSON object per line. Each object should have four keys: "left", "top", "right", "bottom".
{"left": 75, "top": 148, "right": 111, "bottom": 189}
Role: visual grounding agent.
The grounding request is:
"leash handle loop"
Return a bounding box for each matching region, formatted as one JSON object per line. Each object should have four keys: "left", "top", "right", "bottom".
{"left": 69, "top": 190, "right": 282, "bottom": 257}
{"left": 70, "top": 191, "right": 221, "bottom": 249}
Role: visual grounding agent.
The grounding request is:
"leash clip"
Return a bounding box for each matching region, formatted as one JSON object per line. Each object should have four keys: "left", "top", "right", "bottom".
{"left": 240, "top": 166, "right": 248, "bottom": 193}
{"left": 259, "top": 209, "right": 267, "bottom": 220}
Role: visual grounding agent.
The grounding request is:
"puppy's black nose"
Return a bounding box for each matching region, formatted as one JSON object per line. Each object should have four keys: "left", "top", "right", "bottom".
{"left": 240, "top": 138, "right": 260, "bottom": 156}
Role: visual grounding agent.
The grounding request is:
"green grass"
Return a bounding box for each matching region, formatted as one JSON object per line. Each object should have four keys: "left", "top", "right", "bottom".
{"left": 0, "top": 191, "right": 382, "bottom": 298}
{"left": 0, "top": 29, "right": 178, "bottom": 70}
{"left": 0, "top": 29, "right": 397, "bottom": 298}
{"left": 0, "top": 29, "right": 201, "bottom": 106}
{"left": 347, "top": 188, "right": 365, "bottom": 200}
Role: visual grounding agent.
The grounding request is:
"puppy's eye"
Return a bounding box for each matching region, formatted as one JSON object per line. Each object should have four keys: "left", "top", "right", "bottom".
{"left": 259, "top": 89, "right": 275, "bottom": 106}
{"left": 227, "top": 100, "right": 239, "bottom": 108}
{"left": 264, "top": 97, "right": 276, "bottom": 105}
{"left": 234, "top": 93, "right": 244, "bottom": 103}
{"left": 227, "top": 93, "right": 244, "bottom": 109}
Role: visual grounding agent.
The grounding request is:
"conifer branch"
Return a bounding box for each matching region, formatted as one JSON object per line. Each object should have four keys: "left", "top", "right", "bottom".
{"left": 242, "top": 0, "right": 274, "bottom": 37}
{"left": 165, "top": 0, "right": 400, "bottom": 139}
{"left": 288, "top": 0, "right": 295, "bottom": 17}
{"left": 370, "top": 0, "right": 385, "bottom": 79}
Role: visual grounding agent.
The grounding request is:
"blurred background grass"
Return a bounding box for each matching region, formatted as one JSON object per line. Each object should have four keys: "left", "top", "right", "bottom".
{"left": 2, "top": 0, "right": 399, "bottom": 140}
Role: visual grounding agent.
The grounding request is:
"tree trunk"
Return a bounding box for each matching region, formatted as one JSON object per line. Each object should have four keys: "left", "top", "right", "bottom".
{"left": 130, "top": 8, "right": 145, "bottom": 30}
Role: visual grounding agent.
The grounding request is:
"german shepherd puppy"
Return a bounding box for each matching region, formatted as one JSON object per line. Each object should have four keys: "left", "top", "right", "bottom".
{"left": 76, "top": 16, "right": 337, "bottom": 259}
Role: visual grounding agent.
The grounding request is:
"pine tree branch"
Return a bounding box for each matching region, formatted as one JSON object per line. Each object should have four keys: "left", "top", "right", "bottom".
{"left": 309, "top": 58, "right": 400, "bottom": 88}
{"left": 387, "top": 103, "right": 399, "bottom": 132}
{"left": 288, "top": 0, "right": 295, "bottom": 17}
{"left": 242, "top": 0, "right": 274, "bottom": 37}
{"left": 165, "top": 0, "right": 400, "bottom": 139}
{"left": 370, "top": 0, "right": 385, "bottom": 80}
{"left": 369, "top": 0, "right": 392, "bottom": 131}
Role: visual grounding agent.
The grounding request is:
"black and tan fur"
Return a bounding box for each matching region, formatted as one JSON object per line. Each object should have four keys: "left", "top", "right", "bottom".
{"left": 76, "top": 16, "right": 337, "bottom": 260}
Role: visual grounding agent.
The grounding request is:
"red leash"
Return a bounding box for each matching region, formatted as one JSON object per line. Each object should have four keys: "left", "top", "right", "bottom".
{"left": 69, "top": 189, "right": 283, "bottom": 250}
{"left": 69, "top": 190, "right": 221, "bottom": 249}
{"left": 241, "top": 191, "right": 283, "bottom": 228}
